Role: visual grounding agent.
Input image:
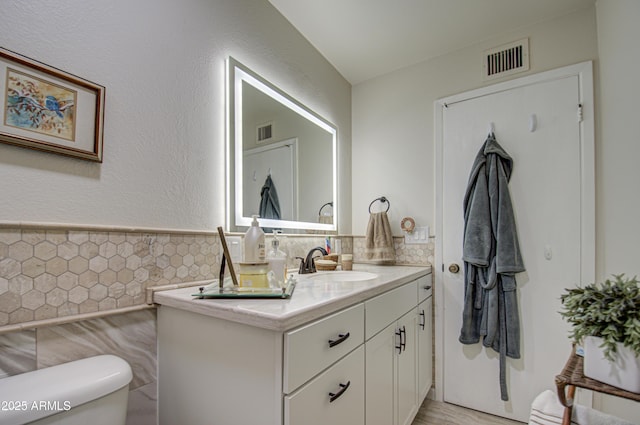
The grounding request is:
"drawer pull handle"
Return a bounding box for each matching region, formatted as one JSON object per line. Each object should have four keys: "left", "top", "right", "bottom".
{"left": 400, "top": 326, "right": 407, "bottom": 352}
{"left": 328, "top": 332, "right": 350, "bottom": 348}
{"left": 329, "top": 381, "right": 351, "bottom": 403}
{"left": 395, "top": 329, "right": 403, "bottom": 354}
{"left": 423, "top": 285, "right": 432, "bottom": 291}
{"left": 419, "top": 309, "right": 426, "bottom": 330}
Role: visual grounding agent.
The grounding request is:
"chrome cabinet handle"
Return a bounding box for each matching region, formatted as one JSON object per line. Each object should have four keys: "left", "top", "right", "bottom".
{"left": 329, "top": 381, "right": 351, "bottom": 403}
{"left": 328, "top": 332, "right": 350, "bottom": 348}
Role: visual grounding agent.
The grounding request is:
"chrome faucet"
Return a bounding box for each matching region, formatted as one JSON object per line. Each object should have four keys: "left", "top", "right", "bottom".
{"left": 297, "top": 246, "right": 328, "bottom": 274}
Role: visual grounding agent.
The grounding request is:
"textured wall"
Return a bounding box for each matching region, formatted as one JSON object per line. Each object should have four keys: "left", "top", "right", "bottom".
{"left": 0, "top": 0, "right": 351, "bottom": 232}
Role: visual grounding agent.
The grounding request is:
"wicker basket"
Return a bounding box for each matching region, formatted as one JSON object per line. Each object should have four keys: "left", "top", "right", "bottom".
{"left": 315, "top": 259, "right": 337, "bottom": 271}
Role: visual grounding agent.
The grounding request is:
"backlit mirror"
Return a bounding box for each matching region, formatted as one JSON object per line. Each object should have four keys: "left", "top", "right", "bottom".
{"left": 227, "top": 57, "right": 337, "bottom": 233}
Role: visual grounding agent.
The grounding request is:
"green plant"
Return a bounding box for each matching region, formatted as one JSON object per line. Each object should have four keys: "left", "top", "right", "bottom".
{"left": 560, "top": 274, "right": 640, "bottom": 360}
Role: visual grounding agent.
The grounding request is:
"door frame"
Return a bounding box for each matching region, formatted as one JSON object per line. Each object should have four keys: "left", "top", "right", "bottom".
{"left": 433, "top": 61, "right": 595, "bottom": 402}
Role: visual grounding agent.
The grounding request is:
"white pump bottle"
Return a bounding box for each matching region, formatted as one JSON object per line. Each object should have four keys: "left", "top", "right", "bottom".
{"left": 244, "top": 215, "right": 265, "bottom": 262}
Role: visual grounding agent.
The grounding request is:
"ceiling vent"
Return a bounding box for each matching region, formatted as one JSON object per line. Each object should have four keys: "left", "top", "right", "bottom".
{"left": 483, "top": 38, "right": 529, "bottom": 80}
{"left": 256, "top": 122, "right": 273, "bottom": 143}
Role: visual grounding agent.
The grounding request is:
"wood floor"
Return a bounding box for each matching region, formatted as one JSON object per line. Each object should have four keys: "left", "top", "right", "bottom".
{"left": 412, "top": 398, "right": 525, "bottom": 425}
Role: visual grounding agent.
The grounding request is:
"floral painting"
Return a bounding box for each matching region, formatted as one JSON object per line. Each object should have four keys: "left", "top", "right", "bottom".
{"left": 0, "top": 48, "right": 104, "bottom": 161}
{"left": 5, "top": 68, "right": 77, "bottom": 141}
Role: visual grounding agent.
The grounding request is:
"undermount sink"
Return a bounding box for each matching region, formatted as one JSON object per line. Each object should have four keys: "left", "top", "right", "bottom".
{"left": 301, "top": 271, "right": 378, "bottom": 282}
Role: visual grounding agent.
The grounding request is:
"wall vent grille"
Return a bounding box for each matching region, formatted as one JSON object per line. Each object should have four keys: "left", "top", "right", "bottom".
{"left": 256, "top": 122, "right": 273, "bottom": 143}
{"left": 483, "top": 38, "right": 529, "bottom": 80}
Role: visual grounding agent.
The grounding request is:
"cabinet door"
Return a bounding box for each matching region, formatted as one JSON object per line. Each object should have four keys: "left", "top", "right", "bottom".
{"left": 285, "top": 345, "right": 365, "bottom": 425}
{"left": 397, "top": 309, "right": 419, "bottom": 425}
{"left": 365, "top": 322, "right": 397, "bottom": 425}
{"left": 417, "top": 297, "right": 433, "bottom": 402}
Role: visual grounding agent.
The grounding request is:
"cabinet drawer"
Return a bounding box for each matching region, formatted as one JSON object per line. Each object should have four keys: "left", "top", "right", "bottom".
{"left": 365, "top": 281, "right": 418, "bottom": 340}
{"left": 284, "top": 303, "right": 364, "bottom": 393}
{"left": 417, "top": 274, "right": 432, "bottom": 304}
{"left": 285, "top": 345, "right": 365, "bottom": 425}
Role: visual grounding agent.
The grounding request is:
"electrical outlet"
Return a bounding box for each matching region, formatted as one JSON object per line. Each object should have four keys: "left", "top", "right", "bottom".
{"left": 404, "top": 226, "right": 429, "bottom": 244}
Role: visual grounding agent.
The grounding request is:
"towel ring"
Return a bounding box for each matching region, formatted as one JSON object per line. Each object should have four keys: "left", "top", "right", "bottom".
{"left": 369, "top": 196, "right": 390, "bottom": 213}
{"left": 318, "top": 202, "right": 333, "bottom": 216}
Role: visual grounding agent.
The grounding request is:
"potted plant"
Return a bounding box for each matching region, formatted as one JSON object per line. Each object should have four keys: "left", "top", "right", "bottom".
{"left": 560, "top": 274, "right": 640, "bottom": 393}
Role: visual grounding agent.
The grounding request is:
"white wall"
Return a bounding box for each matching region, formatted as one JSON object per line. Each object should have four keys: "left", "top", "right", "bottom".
{"left": 0, "top": 0, "right": 351, "bottom": 232}
{"left": 353, "top": 1, "right": 640, "bottom": 420}
{"left": 595, "top": 0, "right": 640, "bottom": 277}
{"left": 352, "top": 6, "right": 597, "bottom": 236}
{"left": 593, "top": 0, "right": 640, "bottom": 420}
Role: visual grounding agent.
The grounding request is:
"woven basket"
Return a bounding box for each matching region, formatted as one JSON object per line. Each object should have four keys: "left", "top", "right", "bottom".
{"left": 315, "top": 259, "right": 337, "bottom": 271}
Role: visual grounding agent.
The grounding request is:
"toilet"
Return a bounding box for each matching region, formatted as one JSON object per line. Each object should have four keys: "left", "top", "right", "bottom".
{"left": 0, "top": 355, "right": 132, "bottom": 425}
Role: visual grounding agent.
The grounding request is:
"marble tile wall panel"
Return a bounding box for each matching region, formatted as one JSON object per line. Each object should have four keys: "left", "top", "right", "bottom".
{"left": 36, "top": 309, "right": 157, "bottom": 390}
{"left": 127, "top": 381, "right": 157, "bottom": 425}
{"left": 0, "top": 330, "right": 36, "bottom": 378}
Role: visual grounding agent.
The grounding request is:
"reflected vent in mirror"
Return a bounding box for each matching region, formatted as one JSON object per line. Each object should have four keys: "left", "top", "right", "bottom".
{"left": 483, "top": 38, "right": 529, "bottom": 80}
{"left": 257, "top": 122, "right": 273, "bottom": 143}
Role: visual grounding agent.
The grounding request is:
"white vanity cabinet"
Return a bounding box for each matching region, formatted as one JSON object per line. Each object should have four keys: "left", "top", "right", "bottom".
{"left": 156, "top": 266, "right": 431, "bottom": 425}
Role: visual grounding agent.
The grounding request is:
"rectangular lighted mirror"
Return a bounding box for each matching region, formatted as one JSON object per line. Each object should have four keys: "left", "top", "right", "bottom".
{"left": 227, "top": 57, "right": 337, "bottom": 233}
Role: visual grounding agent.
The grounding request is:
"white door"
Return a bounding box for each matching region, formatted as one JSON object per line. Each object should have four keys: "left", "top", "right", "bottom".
{"left": 243, "top": 139, "right": 297, "bottom": 220}
{"left": 437, "top": 63, "right": 594, "bottom": 421}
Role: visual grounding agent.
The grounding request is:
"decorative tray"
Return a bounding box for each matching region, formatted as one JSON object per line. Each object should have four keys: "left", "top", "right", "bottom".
{"left": 192, "top": 280, "right": 296, "bottom": 299}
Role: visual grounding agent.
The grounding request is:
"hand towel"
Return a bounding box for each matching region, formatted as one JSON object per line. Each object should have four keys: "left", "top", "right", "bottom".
{"left": 364, "top": 211, "right": 396, "bottom": 264}
{"left": 528, "top": 390, "right": 635, "bottom": 425}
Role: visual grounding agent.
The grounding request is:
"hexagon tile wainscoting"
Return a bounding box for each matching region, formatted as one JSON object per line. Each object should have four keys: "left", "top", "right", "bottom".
{"left": 0, "top": 227, "right": 221, "bottom": 326}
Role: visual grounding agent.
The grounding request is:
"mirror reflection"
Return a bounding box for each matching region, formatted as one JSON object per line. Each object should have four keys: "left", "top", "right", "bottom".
{"left": 227, "top": 58, "right": 337, "bottom": 233}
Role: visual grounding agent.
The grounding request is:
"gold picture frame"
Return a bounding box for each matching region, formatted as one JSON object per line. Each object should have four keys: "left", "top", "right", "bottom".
{"left": 0, "top": 47, "right": 105, "bottom": 162}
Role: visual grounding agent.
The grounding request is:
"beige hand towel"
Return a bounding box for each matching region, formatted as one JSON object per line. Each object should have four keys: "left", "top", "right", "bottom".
{"left": 365, "top": 212, "right": 396, "bottom": 264}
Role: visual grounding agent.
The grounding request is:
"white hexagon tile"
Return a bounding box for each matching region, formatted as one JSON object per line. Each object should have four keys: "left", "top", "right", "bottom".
{"left": 0, "top": 229, "right": 220, "bottom": 326}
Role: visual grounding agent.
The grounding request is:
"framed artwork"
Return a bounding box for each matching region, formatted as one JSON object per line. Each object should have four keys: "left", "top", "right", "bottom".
{"left": 0, "top": 47, "right": 105, "bottom": 162}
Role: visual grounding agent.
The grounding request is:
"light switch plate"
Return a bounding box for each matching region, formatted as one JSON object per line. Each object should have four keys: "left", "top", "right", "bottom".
{"left": 404, "top": 226, "right": 429, "bottom": 244}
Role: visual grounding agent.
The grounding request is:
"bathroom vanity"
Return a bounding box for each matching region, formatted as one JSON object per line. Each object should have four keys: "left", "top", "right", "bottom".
{"left": 155, "top": 264, "right": 432, "bottom": 425}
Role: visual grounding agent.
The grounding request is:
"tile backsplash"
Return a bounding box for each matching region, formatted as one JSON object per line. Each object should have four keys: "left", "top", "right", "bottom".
{"left": 0, "top": 226, "right": 433, "bottom": 328}
{"left": 0, "top": 228, "right": 220, "bottom": 327}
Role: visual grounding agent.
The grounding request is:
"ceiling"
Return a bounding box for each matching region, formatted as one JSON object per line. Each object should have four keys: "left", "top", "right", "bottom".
{"left": 268, "top": 0, "right": 596, "bottom": 85}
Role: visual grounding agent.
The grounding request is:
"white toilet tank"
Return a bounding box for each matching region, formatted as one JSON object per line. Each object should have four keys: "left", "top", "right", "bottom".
{"left": 0, "top": 355, "right": 132, "bottom": 425}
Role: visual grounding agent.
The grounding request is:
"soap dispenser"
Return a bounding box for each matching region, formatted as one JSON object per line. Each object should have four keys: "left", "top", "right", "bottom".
{"left": 267, "top": 230, "right": 287, "bottom": 287}
{"left": 244, "top": 215, "right": 265, "bottom": 262}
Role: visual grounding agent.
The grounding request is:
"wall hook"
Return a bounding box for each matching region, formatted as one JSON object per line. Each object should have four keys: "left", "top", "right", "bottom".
{"left": 529, "top": 114, "right": 537, "bottom": 132}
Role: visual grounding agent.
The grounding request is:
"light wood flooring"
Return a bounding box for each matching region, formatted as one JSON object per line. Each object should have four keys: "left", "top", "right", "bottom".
{"left": 412, "top": 398, "right": 525, "bottom": 425}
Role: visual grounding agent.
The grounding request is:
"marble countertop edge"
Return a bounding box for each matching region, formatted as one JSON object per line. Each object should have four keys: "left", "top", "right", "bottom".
{"left": 153, "top": 264, "right": 431, "bottom": 332}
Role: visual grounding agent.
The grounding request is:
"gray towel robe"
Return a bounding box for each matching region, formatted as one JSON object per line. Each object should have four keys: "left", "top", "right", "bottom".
{"left": 459, "top": 134, "right": 525, "bottom": 401}
{"left": 259, "top": 175, "right": 281, "bottom": 221}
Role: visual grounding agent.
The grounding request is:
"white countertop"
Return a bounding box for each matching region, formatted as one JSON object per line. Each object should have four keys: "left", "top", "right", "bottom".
{"left": 153, "top": 264, "right": 431, "bottom": 331}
